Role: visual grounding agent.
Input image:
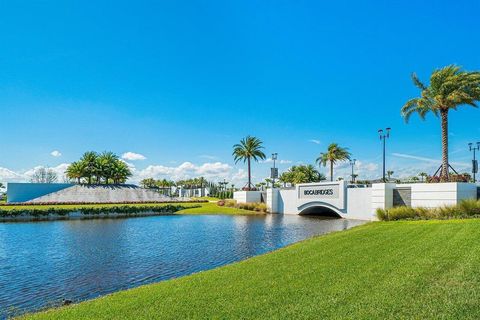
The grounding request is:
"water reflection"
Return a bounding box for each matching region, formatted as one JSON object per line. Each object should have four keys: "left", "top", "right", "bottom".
{"left": 0, "top": 215, "right": 366, "bottom": 318}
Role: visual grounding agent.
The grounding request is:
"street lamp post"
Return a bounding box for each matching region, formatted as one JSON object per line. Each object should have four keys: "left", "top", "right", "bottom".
{"left": 271, "top": 153, "right": 278, "bottom": 188}
{"left": 378, "top": 128, "right": 391, "bottom": 182}
{"left": 350, "top": 159, "right": 356, "bottom": 183}
{"left": 469, "top": 142, "right": 480, "bottom": 183}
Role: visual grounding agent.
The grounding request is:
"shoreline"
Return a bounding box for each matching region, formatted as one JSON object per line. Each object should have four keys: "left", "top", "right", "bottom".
{"left": 22, "top": 219, "right": 480, "bottom": 319}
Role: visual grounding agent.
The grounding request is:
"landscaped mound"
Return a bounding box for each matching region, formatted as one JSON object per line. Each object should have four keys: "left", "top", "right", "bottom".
{"left": 22, "top": 184, "right": 186, "bottom": 204}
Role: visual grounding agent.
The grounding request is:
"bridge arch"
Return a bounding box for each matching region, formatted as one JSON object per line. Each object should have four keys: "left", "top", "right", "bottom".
{"left": 298, "top": 202, "right": 343, "bottom": 218}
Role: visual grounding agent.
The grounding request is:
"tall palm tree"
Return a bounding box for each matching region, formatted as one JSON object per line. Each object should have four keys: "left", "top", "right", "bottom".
{"left": 401, "top": 65, "right": 480, "bottom": 181}
{"left": 232, "top": 136, "right": 266, "bottom": 190}
{"left": 316, "top": 143, "right": 351, "bottom": 181}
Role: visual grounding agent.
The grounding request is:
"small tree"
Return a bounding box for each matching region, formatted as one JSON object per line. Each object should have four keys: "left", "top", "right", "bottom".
{"left": 387, "top": 170, "right": 394, "bottom": 180}
{"left": 30, "top": 167, "right": 58, "bottom": 183}
{"left": 419, "top": 172, "right": 428, "bottom": 183}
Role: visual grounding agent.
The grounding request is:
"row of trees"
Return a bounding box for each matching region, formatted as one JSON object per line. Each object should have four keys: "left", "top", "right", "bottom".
{"left": 65, "top": 151, "right": 132, "bottom": 184}
{"left": 231, "top": 66, "right": 480, "bottom": 186}
{"left": 232, "top": 136, "right": 351, "bottom": 188}
{"left": 279, "top": 165, "right": 326, "bottom": 186}
{"left": 139, "top": 177, "right": 235, "bottom": 198}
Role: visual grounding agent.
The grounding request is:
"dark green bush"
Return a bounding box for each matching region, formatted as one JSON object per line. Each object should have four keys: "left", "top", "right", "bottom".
{"left": 0, "top": 204, "right": 198, "bottom": 219}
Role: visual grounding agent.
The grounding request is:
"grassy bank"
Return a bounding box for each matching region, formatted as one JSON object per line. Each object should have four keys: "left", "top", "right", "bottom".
{"left": 0, "top": 201, "right": 262, "bottom": 217}
{"left": 23, "top": 219, "right": 480, "bottom": 319}
{"left": 176, "top": 202, "right": 261, "bottom": 215}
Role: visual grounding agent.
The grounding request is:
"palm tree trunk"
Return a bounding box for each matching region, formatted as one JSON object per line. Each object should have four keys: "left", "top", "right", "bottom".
{"left": 440, "top": 110, "right": 449, "bottom": 181}
{"left": 330, "top": 161, "right": 334, "bottom": 182}
{"left": 248, "top": 157, "right": 252, "bottom": 189}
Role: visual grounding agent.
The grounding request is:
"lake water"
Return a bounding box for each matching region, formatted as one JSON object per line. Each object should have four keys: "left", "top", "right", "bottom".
{"left": 0, "top": 214, "right": 366, "bottom": 317}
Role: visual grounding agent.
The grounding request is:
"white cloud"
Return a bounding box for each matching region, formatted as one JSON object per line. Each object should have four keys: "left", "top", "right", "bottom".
{"left": 0, "top": 167, "right": 23, "bottom": 181}
{"left": 260, "top": 158, "right": 293, "bottom": 165}
{"left": 392, "top": 152, "right": 469, "bottom": 167}
{"left": 309, "top": 139, "right": 321, "bottom": 145}
{"left": 50, "top": 150, "right": 62, "bottom": 157}
{"left": 121, "top": 152, "right": 146, "bottom": 161}
{"left": 0, "top": 163, "right": 71, "bottom": 185}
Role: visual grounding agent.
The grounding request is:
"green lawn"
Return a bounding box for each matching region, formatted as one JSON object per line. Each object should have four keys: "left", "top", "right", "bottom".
{"left": 191, "top": 196, "right": 221, "bottom": 202}
{"left": 177, "top": 202, "right": 261, "bottom": 215}
{"left": 0, "top": 202, "right": 260, "bottom": 216}
{"left": 22, "top": 219, "right": 480, "bottom": 319}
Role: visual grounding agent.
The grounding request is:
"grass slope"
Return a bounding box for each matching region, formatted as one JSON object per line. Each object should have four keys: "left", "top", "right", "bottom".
{"left": 0, "top": 202, "right": 259, "bottom": 215}
{"left": 177, "top": 202, "right": 261, "bottom": 215}
{"left": 23, "top": 219, "right": 480, "bottom": 319}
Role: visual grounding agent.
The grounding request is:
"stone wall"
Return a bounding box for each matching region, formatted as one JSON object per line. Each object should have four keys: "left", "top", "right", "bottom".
{"left": 8, "top": 183, "right": 183, "bottom": 203}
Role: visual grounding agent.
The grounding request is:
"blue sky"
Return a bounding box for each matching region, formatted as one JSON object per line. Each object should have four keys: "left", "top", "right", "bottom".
{"left": 0, "top": 0, "right": 479, "bottom": 185}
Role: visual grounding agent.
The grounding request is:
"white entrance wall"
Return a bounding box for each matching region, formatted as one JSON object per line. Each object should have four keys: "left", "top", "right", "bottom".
{"left": 246, "top": 182, "right": 478, "bottom": 221}
{"left": 233, "top": 191, "right": 262, "bottom": 203}
{"left": 371, "top": 183, "right": 395, "bottom": 212}
{"left": 347, "top": 187, "right": 374, "bottom": 220}
{"left": 409, "top": 183, "right": 477, "bottom": 208}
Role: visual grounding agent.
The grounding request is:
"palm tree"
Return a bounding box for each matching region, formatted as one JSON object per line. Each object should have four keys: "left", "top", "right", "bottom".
{"left": 232, "top": 136, "right": 266, "bottom": 190}
{"left": 65, "top": 161, "right": 85, "bottom": 184}
{"left": 387, "top": 170, "right": 394, "bottom": 181}
{"left": 79, "top": 151, "right": 99, "bottom": 184}
{"left": 98, "top": 151, "right": 119, "bottom": 184}
{"left": 352, "top": 174, "right": 358, "bottom": 183}
{"left": 401, "top": 65, "right": 480, "bottom": 181}
{"left": 316, "top": 143, "right": 351, "bottom": 181}
{"left": 419, "top": 172, "right": 428, "bottom": 183}
{"left": 111, "top": 160, "right": 132, "bottom": 184}
{"left": 265, "top": 178, "right": 272, "bottom": 189}
{"left": 279, "top": 165, "right": 326, "bottom": 185}
{"left": 411, "top": 176, "right": 420, "bottom": 183}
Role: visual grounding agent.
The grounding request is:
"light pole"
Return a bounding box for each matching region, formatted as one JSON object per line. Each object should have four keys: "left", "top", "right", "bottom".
{"left": 350, "top": 159, "right": 356, "bottom": 183}
{"left": 378, "top": 128, "right": 391, "bottom": 182}
{"left": 271, "top": 153, "right": 278, "bottom": 188}
{"left": 469, "top": 142, "right": 480, "bottom": 183}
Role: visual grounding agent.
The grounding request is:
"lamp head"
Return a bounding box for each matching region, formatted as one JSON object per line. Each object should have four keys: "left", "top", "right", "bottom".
{"left": 378, "top": 129, "right": 383, "bottom": 139}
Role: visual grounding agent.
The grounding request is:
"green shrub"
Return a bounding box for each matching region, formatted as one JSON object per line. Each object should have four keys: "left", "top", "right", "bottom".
{"left": 378, "top": 199, "right": 480, "bottom": 221}
{"left": 224, "top": 200, "right": 236, "bottom": 207}
{"left": 218, "top": 200, "right": 268, "bottom": 213}
{"left": 0, "top": 204, "right": 197, "bottom": 219}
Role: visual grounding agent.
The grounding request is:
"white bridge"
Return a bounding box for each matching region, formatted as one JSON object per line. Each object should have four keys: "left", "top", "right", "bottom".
{"left": 235, "top": 181, "right": 479, "bottom": 221}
